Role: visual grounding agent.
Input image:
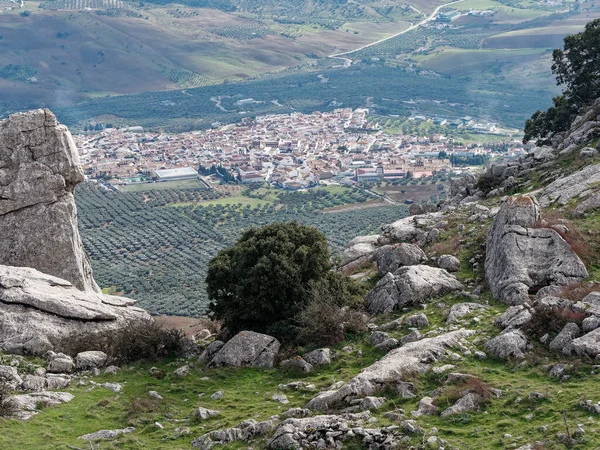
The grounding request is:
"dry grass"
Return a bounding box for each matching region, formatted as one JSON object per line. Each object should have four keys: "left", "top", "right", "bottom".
{"left": 538, "top": 210, "right": 598, "bottom": 266}
{"left": 430, "top": 234, "right": 461, "bottom": 256}
{"left": 559, "top": 282, "right": 600, "bottom": 302}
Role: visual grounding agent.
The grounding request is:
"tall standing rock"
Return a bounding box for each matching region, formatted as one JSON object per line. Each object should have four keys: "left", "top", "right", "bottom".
{"left": 0, "top": 109, "right": 99, "bottom": 292}
{"left": 485, "top": 196, "right": 588, "bottom": 305}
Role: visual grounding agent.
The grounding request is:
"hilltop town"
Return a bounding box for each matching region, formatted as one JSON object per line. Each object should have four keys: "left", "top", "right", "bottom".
{"left": 75, "top": 109, "right": 525, "bottom": 190}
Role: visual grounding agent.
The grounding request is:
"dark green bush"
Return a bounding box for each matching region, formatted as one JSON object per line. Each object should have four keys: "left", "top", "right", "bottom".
{"left": 206, "top": 222, "right": 365, "bottom": 343}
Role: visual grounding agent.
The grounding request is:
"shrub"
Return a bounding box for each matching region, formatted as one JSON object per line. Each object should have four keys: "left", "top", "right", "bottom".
{"left": 57, "top": 320, "right": 191, "bottom": 363}
{"left": 206, "top": 222, "right": 363, "bottom": 343}
{"left": 526, "top": 305, "right": 586, "bottom": 339}
{"left": 297, "top": 274, "right": 368, "bottom": 346}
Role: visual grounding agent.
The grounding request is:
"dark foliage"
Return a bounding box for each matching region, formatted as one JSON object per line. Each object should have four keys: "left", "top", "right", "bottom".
{"left": 58, "top": 320, "right": 191, "bottom": 363}
{"left": 206, "top": 222, "right": 363, "bottom": 342}
{"left": 524, "top": 19, "right": 600, "bottom": 144}
{"left": 526, "top": 305, "right": 586, "bottom": 340}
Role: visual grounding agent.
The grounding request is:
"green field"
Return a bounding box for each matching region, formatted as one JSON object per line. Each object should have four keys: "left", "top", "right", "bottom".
{"left": 76, "top": 182, "right": 414, "bottom": 316}
{"left": 0, "top": 0, "right": 598, "bottom": 132}
{"left": 121, "top": 179, "right": 208, "bottom": 192}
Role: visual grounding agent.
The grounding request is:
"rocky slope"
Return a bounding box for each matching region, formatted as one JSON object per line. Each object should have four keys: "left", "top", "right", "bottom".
{"left": 1, "top": 106, "right": 600, "bottom": 449}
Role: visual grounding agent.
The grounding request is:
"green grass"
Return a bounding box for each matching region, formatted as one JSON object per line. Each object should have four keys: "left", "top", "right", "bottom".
{"left": 3, "top": 290, "right": 600, "bottom": 449}
{"left": 173, "top": 195, "right": 274, "bottom": 208}
{"left": 120, "top": 180, "right": 207, "bottom": 192}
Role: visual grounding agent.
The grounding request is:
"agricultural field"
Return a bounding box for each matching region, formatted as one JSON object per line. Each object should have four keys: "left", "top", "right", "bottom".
{"left": 76, "top": 182, "right": 411, "bottom": 317}
{"left": 2, "top": 0, "right": 597, "bottom": 132}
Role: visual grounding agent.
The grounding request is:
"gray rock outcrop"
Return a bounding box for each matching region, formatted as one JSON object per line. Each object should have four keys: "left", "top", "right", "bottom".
{"left": 539, "top": 164, "right": 600, "bottom": 208}
{"left": 366, "top": 265, "right": 463, "bottom": 315}
{"left": 485, "top": 329, "right": 529, "bottom": 359}
{"left": 375, "top": 243, "right": 427, "bottom": 276}
{"left": 437, "top": 254, "right": 461, "bottom": 272}
{"left": 209, "top": 331, "right": 280, "bottom": 369}
{"left": 303, "top": 348, "right": 331, "bottom": 366}
{"left": 0, "top": 109, "right": 98, "bottom": 292}
{"left": 0, "top": 265, "right": 150, "bottom": 355}
{"left": 305, "top": 329, "right": 475, "bottom": 411}
{"left": 10, "top": 391, "right": 74, "bottom": 420}
{"left": 440, "top": 393, "right": 483, "bottom": 417}
{"left": 485, "top": 196, "right": 588, "bottom": 305}
{"left": 0, "top": 110, "right": 151, "bottom": 356}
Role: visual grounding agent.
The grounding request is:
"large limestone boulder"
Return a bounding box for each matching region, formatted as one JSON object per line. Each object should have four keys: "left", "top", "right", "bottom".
{"left": 0, "top": 265, "right": 150, "bottom": 355}
{"left": 539, "top": 164, "right": 600, "bottom": 208}
{"left": 0, "top": 110, "right": 151, "bottom": 356}
{"left": 0, "top": 109, "right": 98, "bottom": 292}
{"left": 375, "top": 243, "right": 427, "bottom": 277}
{"left": 485, "top": 329, "right": 529, "bottom": 360}
{"left": 485, "top": 196, "right": 588, "bottom": 305}
{"left": 366, "top": 265, "right": 463, "bottom": 315}
{"left": 305, "top": 329, "right": 475, "bottom": 411}
{"left": 209, "top": 331, "right": 280, "bottom": 369}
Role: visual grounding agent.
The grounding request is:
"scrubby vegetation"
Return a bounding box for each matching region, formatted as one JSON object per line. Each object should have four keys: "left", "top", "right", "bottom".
{"left": 207, "top": 222, "right": 366, "bottom": 343}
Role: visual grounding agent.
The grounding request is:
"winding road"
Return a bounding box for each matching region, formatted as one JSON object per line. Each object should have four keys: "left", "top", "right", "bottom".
{"left": 329, "top": 0, "right": 466, "bottom": 66}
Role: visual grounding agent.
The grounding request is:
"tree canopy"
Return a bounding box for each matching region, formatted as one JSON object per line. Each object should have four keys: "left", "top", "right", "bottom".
{"left": 206, "top": 222, "right": 336, "bottom": 341}
{"left": 523, "top": 18, "right": 600, "bottom": 144}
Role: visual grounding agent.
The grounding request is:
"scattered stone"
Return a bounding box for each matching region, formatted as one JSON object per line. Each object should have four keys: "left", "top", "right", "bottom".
{"left": 303, "top": 348, "right": 331, "bottom": 367}
{"left": 306, "top": 330, "right": 475, "bottom": 411}
{"left": 209, "top": 331, "right": 280, "bottom": 369}
{"left": 104, "top": 365, "right": 119, "bottom": 375}
{"left": 375, "top": 338, "right": 400, "bottom": 352}
{"left": 10, "top": 391, "right": 74, "bottom": 420}
{"left": 360, "top": 396, "right": 386, "bottom": 410}
{"left": 211, "top": 391, "right": 224, "bottom": 400}
{"left": 366, "top": 265, "right": 463, "bottom": 315}
{"left": 20, "top": 375, "right": 45, "bottom": 391}
{"left": 148, "top": 391, "right": 163, "bottom": 401}
{"left": 75, "top": 351, "right": 108, "bottom": 371}
{"left": 370, "top": 331, "right": 390, "bottom": 345}
{"left": 400, "top": 330, "right": 421, "bottom": 346}
{"left": 47, "top": 353, "right": 74, "bottom": 374}
{"left": 174, "top": 365, "right": 190, "bottom": 377}
{"left": 196, "top": 407, "right": 220, "bottom": 420}
{"left": 437, "top": 255, "right": 461, "bottom": 272}
{"left": 405, "top": 313, "right": 429, "bottom": 328}
{"left": 45, "top": 375, "right": 70, "bottom": 390}
{"left": 377, "top": 317, "right": 404, "bottom": 331}
{"left": 375, "top": 243, "right": 427, "bottom": 277}
{"left": 414, "top": 396, "right": 438, "bottom": 416}
{"left": 78, "top": 427, "right": 135, "bottom": 441}
{"left": 0, "top": 365, "right": 22, "bottom": 389}
{"left": 485, "top": 329, "right": 529, "bottom": 359}
{"left": 396, "top": 382, "right": 416, "bottom": 399}
{"left": 563, "top": 328, "right": 600, "bottom": 358}
{"left": 549, "top": 322, "right": 582, "bottom": 351}
{"left": 494, "top": 305, "right": 532, "bottom": 330}
{"left": 440, "top": 393, "right": 483, "bottom": 417}
{"left": 198, "top": 340, "right": 225, "bottom": 363}
{"left": 447, "top": 303, "right": 487, "bottom": 323}
{"left": 280, "top": 357, "right": 313, "bottom": 373}
{"left": 272, "top": 394, "right": 289, "bottom": 404}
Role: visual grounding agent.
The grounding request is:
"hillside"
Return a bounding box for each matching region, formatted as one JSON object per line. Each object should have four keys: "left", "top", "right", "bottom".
{"left": 1, "top": 0, "right": 599, "bottom": 130}
{"left": 1, "top": 95, "right": 600, "bottom": 449}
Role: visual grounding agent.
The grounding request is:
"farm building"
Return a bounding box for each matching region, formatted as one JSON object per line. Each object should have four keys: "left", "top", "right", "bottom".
{"left": 153, "top": 167, "right": 199, "bottom": 181}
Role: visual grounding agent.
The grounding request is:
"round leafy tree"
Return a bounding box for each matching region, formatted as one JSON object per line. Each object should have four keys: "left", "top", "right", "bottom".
{"left": 524, "top": 18, "right": 600, "bottom": 144}
{"left": 206, "top": 222, "right": 333, "bottom": 341}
